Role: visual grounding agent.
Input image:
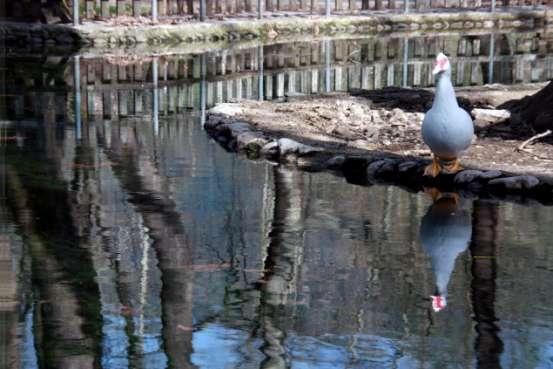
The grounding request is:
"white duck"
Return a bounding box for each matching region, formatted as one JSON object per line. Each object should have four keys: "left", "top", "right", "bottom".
{"left": 422, "top": 53, "right": 474, "bottom": 177}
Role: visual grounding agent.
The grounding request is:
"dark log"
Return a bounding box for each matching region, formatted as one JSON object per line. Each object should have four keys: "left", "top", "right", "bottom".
{"left": 499, "top": 81, "right": 553, "bottom": 135}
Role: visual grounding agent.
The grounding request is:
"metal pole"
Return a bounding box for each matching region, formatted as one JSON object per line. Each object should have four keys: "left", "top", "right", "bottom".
{"left": 402, "top": 38, "right": 409, "bottom": 87}
{"left": 73, "top": 0, "right": 79, "bottom": 26}
{"left": 491, "top": 0, "right": 495, "bottom": 12}
{"left": 257, "top": 0, "right": 262, "bottom": 19}
{"left": 200, "top": 0, "right": 206, "bottom": 21}
{"left": 324, "top": 40, "right": 331, "bottom": 93}
{"left": 152, "top": 58, "right": 159, "bottom": 136}
{"left": 200, "top": 54, "right": 207, "bottom": 127}
{"left": 152, "top": 0, "right": 158, "bottom": 22}
{"left": 488, "top": 34, "right": 495, "bottom": 85}
{"left": 325, "top": 0, "right": 330, "bottom": 16}
{"left": 74, "top": 56, "right": 82, "bottom": 140}
{"left": 404, "top": 0, "right": 409, "bottom": 13}
{"left": 258, "top": 46, "right": 264, "bottom": 101}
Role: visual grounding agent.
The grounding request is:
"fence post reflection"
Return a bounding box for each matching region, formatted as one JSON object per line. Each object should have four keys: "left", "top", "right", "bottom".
{"left": 152, "top": 58, "right": 159, "bottom": 136}
{"left": 200, "top": 54, "right": 207, "bottom": 127}
{"left": 74, "top": 56, "right": 82, "bottom": 140}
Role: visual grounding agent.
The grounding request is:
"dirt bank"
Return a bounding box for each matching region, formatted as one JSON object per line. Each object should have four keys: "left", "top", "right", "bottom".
{"left": 205, "top": 84, "right": 553, "bottom": 205}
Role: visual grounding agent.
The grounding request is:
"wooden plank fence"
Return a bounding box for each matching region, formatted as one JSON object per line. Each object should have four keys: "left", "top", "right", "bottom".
{"left": 3, "top": 0, "right": 549, "bottom": 23}
{"left": 69, "top": 0, "right": 549, "bottom": 23}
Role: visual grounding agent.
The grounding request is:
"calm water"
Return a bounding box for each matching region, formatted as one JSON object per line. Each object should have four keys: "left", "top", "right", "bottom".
{"left": 1, "top": 32, "right": 553, "bottom": 369}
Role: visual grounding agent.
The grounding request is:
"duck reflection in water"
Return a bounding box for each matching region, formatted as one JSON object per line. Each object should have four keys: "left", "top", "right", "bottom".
{"left": 419, "top": 190, "right": 472, "bottom": 312}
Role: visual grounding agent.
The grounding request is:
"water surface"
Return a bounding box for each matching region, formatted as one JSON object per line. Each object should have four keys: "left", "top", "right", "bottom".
{"left": 1, "top": 33, "right": 553, "bottom": 369}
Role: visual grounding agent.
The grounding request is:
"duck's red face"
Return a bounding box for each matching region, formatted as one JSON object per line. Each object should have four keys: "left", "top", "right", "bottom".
{"left": 432, "top": 53, "right": 450, "bottom": 75}
{"left": 431, "top": 294, "right": 447, "bottom": 312}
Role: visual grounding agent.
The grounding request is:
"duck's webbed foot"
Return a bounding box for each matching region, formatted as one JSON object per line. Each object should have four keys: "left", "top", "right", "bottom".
{"left": 441, "top": 158, "right": 463, "bottom": 174}
{"left": 423, "top": 156, "right": 442, "bottom": 177}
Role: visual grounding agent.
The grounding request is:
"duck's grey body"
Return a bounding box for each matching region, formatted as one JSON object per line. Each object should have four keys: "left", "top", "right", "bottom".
{"left": 422, "top": 69, "right": 474, "bottom": 159}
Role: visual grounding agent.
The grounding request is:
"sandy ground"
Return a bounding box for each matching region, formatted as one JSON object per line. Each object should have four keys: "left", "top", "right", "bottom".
{"left": 218, "top": 87, "right": 553, "bottom": 178}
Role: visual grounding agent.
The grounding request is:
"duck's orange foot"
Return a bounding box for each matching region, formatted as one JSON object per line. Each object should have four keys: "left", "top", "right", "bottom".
{"left": 423, "top": 157, "right": 442, "bottom": 177}
{"left": 441, "top": 158, "right": 463, "bottom": 174}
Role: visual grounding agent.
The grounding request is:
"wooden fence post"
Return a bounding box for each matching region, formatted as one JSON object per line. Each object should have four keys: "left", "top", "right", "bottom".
{"left": 132, "top": 0, "right": 140, "bottom": 15}
{"left": 117, "top": 0, "right": 126, "bottom": 15}
{"left": 415, "top": 0, "right": 426, "bottom": 10}
{"left": 73, "top": 0, "right": 79, "bottom": 25}
{"left": 86, "top": 0, "right": 95, "bottom": 18}
{"left": 152, "top": 0, "right": 158, "bottom": 20}
{"left": 200, "top": 0, "right": 206, "bottom": 19}
{"left": 258, "top": 46, "right": 264, "bottom": 100}
{"left": 290, "top": 0, "right": 298, "bottom": 10}
{"left": 402, "top": 38, "right": 409, "bottom": 86}
{"left": 101, "top": 0, "right": 110, "bottom": 18}
{"left": 325, "top": 40, "right": 331, "bottom": 92}
{"left": 488, "top": 33, "right": 495, "bottom": 84}
{"left": 158, "top": 0, "right": 166, "bottom": 16}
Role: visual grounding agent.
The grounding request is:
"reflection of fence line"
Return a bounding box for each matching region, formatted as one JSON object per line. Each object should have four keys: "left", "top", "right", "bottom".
{"left": 3, "top": 33, "right": 553, "bottom": 121}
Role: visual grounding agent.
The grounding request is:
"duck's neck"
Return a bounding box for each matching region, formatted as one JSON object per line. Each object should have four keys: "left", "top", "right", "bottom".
{"left": 433, "top": 72, "right": 459, "bottom": 110}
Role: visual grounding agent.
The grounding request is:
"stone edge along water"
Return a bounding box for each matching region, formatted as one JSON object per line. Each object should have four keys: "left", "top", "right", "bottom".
{"left": 1, "top": 8, "right": 551, "bottom": 52}
{"left": 205, "top": 105, "right": 553, "bottom": 206}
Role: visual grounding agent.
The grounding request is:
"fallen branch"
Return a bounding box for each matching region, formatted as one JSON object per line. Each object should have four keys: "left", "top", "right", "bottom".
{"left": 516, "top": 129, "right": 552, "bottom": 152}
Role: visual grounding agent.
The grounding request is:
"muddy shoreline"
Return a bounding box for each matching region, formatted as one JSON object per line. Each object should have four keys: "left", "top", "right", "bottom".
{"left": 205, "top": 85, "right": 553, "bottom": 205}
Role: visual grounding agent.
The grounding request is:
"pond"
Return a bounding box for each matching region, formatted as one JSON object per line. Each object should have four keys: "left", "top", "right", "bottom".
{"left": 1, "top": 31, "right": 553, "bottom": 369}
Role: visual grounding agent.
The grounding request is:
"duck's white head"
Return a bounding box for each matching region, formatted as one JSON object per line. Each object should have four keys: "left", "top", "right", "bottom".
{"left": 432, "top": 53, "right": 451, "bottom": 75}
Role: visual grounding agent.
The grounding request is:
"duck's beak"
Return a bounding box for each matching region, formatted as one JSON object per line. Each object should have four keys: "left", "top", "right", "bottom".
{"left": 431, "top": 295, "right": 447, "bottom": 312}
